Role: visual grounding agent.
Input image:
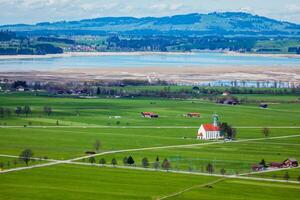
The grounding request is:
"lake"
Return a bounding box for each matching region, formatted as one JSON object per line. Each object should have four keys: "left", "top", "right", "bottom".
{"left": 0, "top": 53, "right": 300, "bottom": 71}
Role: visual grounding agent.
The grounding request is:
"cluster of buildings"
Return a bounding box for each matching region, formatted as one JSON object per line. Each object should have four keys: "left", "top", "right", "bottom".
{"left": 252, "top": 158, "right": 299, "bottom": 171}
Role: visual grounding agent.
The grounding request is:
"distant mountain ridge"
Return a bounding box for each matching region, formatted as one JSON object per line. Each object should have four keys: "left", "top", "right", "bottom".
{"left": 1, "top": 12, "right": 300, "bottom": 37}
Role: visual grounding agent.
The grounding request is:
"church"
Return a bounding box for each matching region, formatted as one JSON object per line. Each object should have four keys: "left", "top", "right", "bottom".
{"left": 197, "top": 114, "right": 222, "bottom": 140}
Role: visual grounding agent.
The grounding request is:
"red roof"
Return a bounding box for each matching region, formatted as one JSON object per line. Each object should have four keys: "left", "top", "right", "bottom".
{"left": 142, "top": 112, "right": 155, "bottom": 115}
{"left": 202, "top": 124, "right": 220, "bottom": 131}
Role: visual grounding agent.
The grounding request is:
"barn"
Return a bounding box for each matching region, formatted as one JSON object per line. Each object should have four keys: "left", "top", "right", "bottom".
{"left": 187, "top": 113, "right": 200, "bottom": 118}
{"left": 141, "top": 112, "right": 159, "bottom": 118}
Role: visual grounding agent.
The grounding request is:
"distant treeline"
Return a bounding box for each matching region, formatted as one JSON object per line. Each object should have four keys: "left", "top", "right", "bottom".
{"left": 0, "top": 31, "right": 63, "bottom": 55}
{"left": 37, "top": 37, "right": 75, "bottom": 44}
{"left": 106, "top": 36, "right": 256, "bottom": 52}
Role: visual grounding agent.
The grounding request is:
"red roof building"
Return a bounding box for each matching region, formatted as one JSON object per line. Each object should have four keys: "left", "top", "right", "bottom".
{"left": 197, "top": 114, "right": 222, "bottom": 140}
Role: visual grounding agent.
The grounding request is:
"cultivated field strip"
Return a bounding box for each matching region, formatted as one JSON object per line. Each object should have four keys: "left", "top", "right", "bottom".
{"left": 1, "top": 134, "right": 300, "bottom": 185}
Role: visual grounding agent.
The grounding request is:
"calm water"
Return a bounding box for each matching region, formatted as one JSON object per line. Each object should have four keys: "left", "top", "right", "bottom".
{"left": 0, "top": 53, "right": 300, "bottom": 71}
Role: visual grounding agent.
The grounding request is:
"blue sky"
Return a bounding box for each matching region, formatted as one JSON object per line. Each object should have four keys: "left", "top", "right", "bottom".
{"left": 1, "top": 0, "right": 300, "bottom": 25}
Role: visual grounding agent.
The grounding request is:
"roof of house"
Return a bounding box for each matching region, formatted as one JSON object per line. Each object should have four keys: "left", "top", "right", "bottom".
{"left": 188, "top": 113, "right": 200, "bottom": 115}
{"left": 285, "top": 158, "right": 298, "bottom": 162}
{"left": 142, "top": 112, "right": 155, "bottom": 115}
{"left": 202, "top": 124, "right": 220, "bottom": 131}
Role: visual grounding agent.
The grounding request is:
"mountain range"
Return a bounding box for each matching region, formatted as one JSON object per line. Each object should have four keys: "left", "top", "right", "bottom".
{"left": 1, "top": 12, "right": 300, "bottom": 37}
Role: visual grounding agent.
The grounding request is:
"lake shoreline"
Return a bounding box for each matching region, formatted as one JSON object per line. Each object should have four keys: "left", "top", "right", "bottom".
{"left": 0, "top": 51, "right": 299, "bottom": 60}
{"left": 1, "top": 65, "right": 299, "bottom": 85}
{"left": 0, "top": 51, "right": 194, "bottom": 60}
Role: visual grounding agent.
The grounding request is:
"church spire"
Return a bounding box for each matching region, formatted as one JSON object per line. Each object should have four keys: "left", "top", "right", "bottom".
{"left": 213, "top": 114, "right": 219, "bottom": 127}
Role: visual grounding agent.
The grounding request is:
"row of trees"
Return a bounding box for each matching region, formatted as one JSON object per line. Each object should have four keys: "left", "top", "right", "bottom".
{"left": 87, "top": 156, "right": 172, "bottom": 170}
{"left": 0, "top": 106, "right": 53, "bottom": 118}
{"left": 0, "top": 149, "right": 35, "bottom": 170}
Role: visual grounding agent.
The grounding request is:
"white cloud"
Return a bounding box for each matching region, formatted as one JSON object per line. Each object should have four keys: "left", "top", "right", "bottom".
{"left": 0, "top": 0, "right": 300, "bottom": 24}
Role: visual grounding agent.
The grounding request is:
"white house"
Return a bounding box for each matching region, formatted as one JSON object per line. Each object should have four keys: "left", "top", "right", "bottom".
{"left": 197, "top": 114, "right": 222, "bottom": 140}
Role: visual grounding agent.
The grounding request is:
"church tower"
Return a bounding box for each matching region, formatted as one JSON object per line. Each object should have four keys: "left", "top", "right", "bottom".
{"left": 213, "top": 114, "right": 219, "bottom": 127}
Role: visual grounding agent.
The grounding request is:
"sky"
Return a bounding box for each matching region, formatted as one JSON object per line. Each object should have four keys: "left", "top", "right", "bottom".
{"left": 1, "top": 0, "right": 300, "bottom": 25}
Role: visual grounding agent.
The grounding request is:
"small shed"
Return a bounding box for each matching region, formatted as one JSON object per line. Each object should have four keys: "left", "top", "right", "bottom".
{"left": 141, "top": 112, "right": 159, "bottom": 118}
{"left": 260, "top": 104, "right": 268, "bottom": 109}
{"left": 187, "top": 113, "right": 200, "bottom": 118}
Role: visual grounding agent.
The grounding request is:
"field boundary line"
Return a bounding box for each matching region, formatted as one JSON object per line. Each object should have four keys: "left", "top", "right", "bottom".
{"left": 156, "top": 178, "right": 226, "bottom": 200}
{"left": 70, "top": 134, "right": 300, "bottom": 161}
{"left": 67, "top": 162, "right": 300, "bottom": 184}
{"left": 239, "top": 166, "right": 300, "bottom": 176}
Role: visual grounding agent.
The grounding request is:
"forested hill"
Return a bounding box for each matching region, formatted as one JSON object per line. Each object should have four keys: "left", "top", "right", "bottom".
{"left": 1, "top": 12, "right": 300, "bottom": 37}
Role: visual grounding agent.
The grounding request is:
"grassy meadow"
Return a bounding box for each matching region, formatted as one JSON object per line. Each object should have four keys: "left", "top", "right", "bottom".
{"left": 0, "top": 164, "right": 299, "bottom": 200}
{"left": 0, "top": 92, "right": 299, "bottom": 199}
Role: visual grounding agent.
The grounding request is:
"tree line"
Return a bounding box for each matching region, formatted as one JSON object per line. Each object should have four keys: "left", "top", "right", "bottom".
{"left": 0, "top": 105, "right": 52, "bottom": 118}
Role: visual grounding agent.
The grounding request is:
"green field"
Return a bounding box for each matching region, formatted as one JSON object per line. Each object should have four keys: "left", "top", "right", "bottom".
{"left": 0, "top": 93, "right": 299, "bottom": 199}
{"left": 0, "top": 164, "right": 299, "bottom": 200}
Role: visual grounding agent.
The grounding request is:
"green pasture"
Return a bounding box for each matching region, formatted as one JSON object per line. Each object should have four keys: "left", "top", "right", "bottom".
{"left": 248, "top": 168, "right": 300, "bottom": 181}
{"left": 0, "top": 164, "right": 299, "bottom": 200}
{"left": 0, "top": 93, "right": 299, "bottom": 199}
{"left": 0, "top": 94, "right": 299, "bottom": 127}
{"left": 85, "top": 135, "right": 300, "bottom": 174}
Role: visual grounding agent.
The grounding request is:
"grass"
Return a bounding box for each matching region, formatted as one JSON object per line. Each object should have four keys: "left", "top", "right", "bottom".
{"left": 0, "top": 93, "right": 299, "bottom": 199}
{"left": 248, "top": 168, "right": 300, "bottom": 182}
{"left": 0, "top": 164, "right": 299, "bottom": 200}
{"left": 85, "top": 135, "right": 300, "bottom": 174}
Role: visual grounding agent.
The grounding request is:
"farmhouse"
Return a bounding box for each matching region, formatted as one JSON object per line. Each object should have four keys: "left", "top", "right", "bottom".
{"left": 141, "top": 112, "right": 159, "bottom": 118}
{"left": 197, "top": 114, "right": 222, "bottom": 140}
{"left": 187, "top": 113, "right": 200, "bottom": 118}
{"left": 282, "top": 158, "right": 298, "bottom": 168}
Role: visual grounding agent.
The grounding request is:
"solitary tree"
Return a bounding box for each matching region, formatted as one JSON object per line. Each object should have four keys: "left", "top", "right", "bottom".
{"left": 94, "top": 140, "right": 102, "bottom": 152}
{"left": 284, "top": 172, "right": 290, "bottom": 181}
{"left": 0, "top": 162, "right": 4, "bottom": 170}
{"left": 156, "top": 156, "right": 159, "bottom": 162}
{"left": 43, "top": 106, "right": 52, "bottom": 116}
{"left": 23, "top": 105, "right": 31, "bottom": 117}
{"left": 99, "top": 158, "right": 106, "bottom": 165}
{"left": 0, "top": 107, "right": 4, "bottom": 118}
{"left": 259, "top": 159, "right": 267, "bottom": 168}
{"left": 123, "top": 156, "right": 128, "bottom": 165}
{"left": 206, "top": 163, "right": 214, "bottom": 174}
{"left": 89, "top": 157, "right": 96, "bottom": 164}
{"left": 220, "top": 168, "right": 226, "bottom": 176}
{"left": 153, "top": 161, "right": 160, "bottom": 170}
{"left": 127, "top": 156, "right": 135, "bottom": 166}
{"left": 19, "top": 149, "right": 34, "bottom": 166}
{"left": 15, "top": 107, "right": 22, "bottom": 117}
{"left": 111, "top": 158, "right": 117, "bottom": 166}
{"left": 162, "top": 159, "right": 171, "bottom": 171}
{"left": 96, "top": 87, "right": 101, "bottom": 95}
{"left": 262, "top": 128, "right": 270, "bottom": 137}
{"left": 142, "top": 157, "right": 149, "bottom": 168}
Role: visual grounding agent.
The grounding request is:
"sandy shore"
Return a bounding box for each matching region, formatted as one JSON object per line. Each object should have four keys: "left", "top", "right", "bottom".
{"left": 0, "top": 51, "right": 299, "bottom": 60}
{"left": 225, "top": 51, "right": 300, "bottom": 59}
{"left": 1, "top": 66, "right": 299, "bottom": 85}
{"left": 0, "top": 51, "right": 194, "bottom": 60}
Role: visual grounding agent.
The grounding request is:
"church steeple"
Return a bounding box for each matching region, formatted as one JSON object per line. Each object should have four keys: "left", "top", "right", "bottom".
{"left": 213, "top": 114, "right": 219, "bottom": 127}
